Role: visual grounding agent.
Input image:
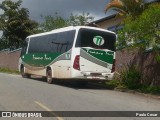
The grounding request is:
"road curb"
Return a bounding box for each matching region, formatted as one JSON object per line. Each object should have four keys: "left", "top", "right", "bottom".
{"left": 114, "top": 88, "right": 160, "bottom": 100}
{"left": 90, "top": 82, "right": 160, "bottom": 100}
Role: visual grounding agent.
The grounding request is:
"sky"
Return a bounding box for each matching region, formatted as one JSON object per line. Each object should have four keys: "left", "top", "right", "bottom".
{"left": 0, "top": 0, "right": 114, "bottom": 37}
{"left": 0, "top": 0, "right": 156, "bottom": 37}
{"left": 0, "top": 0, "right": 113, "bottom": 22}
{"left": 20, "top": 0, "right": 112, "bottom": 22}
{"left": 0, "top": 0, "right": 155, "bottom": 22}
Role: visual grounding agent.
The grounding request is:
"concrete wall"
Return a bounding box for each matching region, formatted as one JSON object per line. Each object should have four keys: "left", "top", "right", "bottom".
{"left": 116, "top": 49, "right": 160, "bottom": 86}
{"left": 97, "top": 16, "right": 124, "bottom": 30}
{"left": 0, "top": 49, "right": 21, "bottom": 70}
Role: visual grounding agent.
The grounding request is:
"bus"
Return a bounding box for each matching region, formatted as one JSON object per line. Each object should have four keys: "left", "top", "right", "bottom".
{"left": 19, "top": 26, "right": 116, "bottom": 84}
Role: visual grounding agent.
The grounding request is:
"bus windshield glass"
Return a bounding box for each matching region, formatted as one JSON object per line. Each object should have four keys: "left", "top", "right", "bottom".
{"left": 76, "top": 28, "right": 116, "bottom": 51}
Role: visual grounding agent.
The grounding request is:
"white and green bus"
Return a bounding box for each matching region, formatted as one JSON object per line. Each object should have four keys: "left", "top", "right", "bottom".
{"left": 19, "top": 26, "right": 116, "bottom": 84}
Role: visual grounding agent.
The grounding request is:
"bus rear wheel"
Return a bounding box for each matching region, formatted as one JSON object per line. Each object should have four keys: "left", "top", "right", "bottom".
{"left": 46, "top": 69, "right": 53, "bottom": 84}
{"left": 21, "top": 66, "right": 31, "bottom": 78}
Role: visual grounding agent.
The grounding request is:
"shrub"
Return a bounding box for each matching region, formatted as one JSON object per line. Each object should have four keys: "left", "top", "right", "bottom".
{"left": 120, "top": 63, "right": 142, "bottom": 89}
{"left": 155, "top": 54, "right": 160, "bottom": 64}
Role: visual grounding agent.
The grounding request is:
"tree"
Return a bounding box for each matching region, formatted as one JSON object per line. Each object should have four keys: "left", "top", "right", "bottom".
{"left": 105, "top": 0, "right": 145, "bottom": 17}
{"left": 118, "top": 3, "right": 160, "bottom": 50}
{"left": 67, "top": 12, "right": 94, "bottom": 26}
{"left": 40, "top": 13, "right": 68, "bottom": 32}
{"left": 104, "top": 0, "right": 160, "bottom": 49}
{"left": 0, "top": 0, "right": 38, "bottom": 50}
{"left": 40, "top": 12, "right": 94, "bottom": 32}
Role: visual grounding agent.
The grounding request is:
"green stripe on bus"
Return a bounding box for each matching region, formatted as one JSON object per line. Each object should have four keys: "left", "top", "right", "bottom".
{"left": 82, "top": 48, "right": 114, "bottom": 64}
{"left": 22, "top": 53, "right": 61, "bottom": 67}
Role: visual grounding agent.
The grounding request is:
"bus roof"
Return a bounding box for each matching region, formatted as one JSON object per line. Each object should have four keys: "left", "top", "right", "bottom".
{"left": 28, "top": 26, "right": 115, "bottom": 38}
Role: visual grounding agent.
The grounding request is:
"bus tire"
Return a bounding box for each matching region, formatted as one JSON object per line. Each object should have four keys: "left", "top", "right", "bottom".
{"left": 46, "top": 69, "right": 53, "bottom": 84}
{"left": 21, "top": 66, "right": 31, "bottom": 78}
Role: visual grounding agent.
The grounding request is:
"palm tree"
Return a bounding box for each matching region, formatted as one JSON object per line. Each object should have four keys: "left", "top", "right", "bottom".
{"left": 105, "top": 0, "right": 145, "bottom": 17}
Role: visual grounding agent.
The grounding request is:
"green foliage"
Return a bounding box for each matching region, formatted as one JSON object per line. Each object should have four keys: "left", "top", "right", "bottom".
{"left": 120, "top": 0, "right": 144, "bottom": 17}
{"left": 118, "top": 3, "right": 160, "bottom": 50}
{"left": 40, "top": 12, "right": 94, "bottom": 32}
{"left": 155, "top": 54, "right": 160, "bottom": 63}
{"left": 105, "top": 79, "right": 127, "bottom": 90}
{"left": 40, "top": 13, "right": 68, "bottom": 32}
{"left": 120, "top": 63, "right": 142, "bottom": 89}
{"left": 67, "top": 12, "right": 94, "bottom": 26}
{"left": 0, "top": 0, "right": 39, "bottom": 50}
{"left": 105, "top": 79, "right": 121, "bottom": 88}
{"left": 105, "top": 0, "right": 145, "bottom": 18}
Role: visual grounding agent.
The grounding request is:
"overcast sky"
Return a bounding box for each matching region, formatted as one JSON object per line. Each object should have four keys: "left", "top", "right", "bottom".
{"left": 0, "top": 0, "right": 155, "bottom": 23}
{"left": 20, "top": 0, "right": 155, "bottom": 22}
{"left": 0, "top": 0, "right": 156, "bottom": 37}
{"left": 0, "top": 0, "right": 114, "bottom": 37}
{"left": 20, "top": 0, "right": 113, "bottom": 22}
{"left": 0, "top": 0, "right": 113, "bottom": 22}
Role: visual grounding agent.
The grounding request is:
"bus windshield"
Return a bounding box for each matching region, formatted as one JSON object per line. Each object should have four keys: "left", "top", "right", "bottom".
{"left": 76, "top": 28, "right": 116, "bottom": 51}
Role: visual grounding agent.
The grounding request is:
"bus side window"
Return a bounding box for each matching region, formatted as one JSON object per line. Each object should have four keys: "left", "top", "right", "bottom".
{"left": 49, "top": 34, "right": 60, "bottom": 53}
{"left": 57, "top": 31, "right": 75, "bottom": 53}
{"left": 67, "top": 30, "right": 76, "bottom": 50}
{"left": 20, "top": 38, "right": 28, "bottom": 56}
{"left": 58, "top": 32, "right": 67, "bottom": 53}
{"left": 28, "top": 30, "right": 75, "bottom": 54}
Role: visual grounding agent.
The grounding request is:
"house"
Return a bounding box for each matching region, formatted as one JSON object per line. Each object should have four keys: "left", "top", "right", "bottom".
{"left": 87, "top": 0, "right": 159, "bottom": 32}
{"left": 87, "top": 14, "right": 124, "bottom": 33}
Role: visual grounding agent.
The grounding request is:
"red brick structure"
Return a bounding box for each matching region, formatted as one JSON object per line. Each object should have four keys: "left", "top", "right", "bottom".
{"left": 0, "top": 49, "right": 21, "bottom": 70}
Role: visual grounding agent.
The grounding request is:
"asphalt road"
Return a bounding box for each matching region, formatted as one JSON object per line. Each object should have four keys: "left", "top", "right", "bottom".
{"left": 0, "top": 73, "right": 160, "bottom": 120}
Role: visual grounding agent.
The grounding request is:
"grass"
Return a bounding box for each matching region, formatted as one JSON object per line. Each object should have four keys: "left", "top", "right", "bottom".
{"left": 0, "top": 67, "right": 20, "bottom": 74}
{"left": 138, "top": 86, "right": 160, "bottom": 95}
{"left": 105, "top": 80, "right": 160, "bottom": 95}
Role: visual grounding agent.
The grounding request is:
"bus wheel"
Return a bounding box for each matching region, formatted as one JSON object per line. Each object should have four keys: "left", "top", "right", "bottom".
{"left": 46, "top": 69, "right": 53, "bottom": 84}
{"left": 21, "top": 66, "right": 31, "bottom": 78}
